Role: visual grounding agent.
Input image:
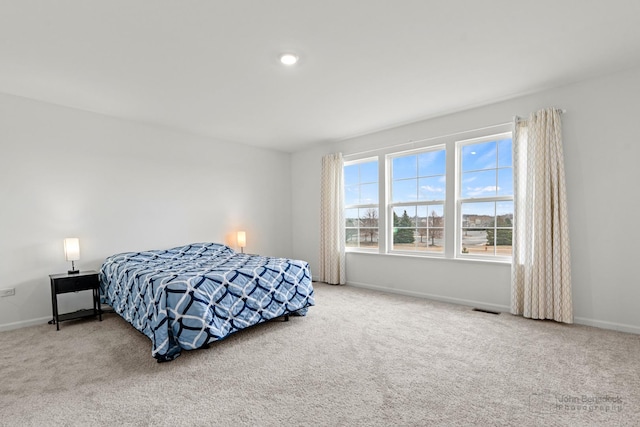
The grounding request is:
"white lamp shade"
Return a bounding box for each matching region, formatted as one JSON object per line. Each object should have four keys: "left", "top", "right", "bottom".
{"left": 237, "top": 231, "right": 246, "bottom": 248}
{"left": 64, "top": 238, "right": 80, "bottom": 261}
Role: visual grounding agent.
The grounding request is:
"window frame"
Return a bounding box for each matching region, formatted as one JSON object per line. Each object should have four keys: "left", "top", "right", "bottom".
{"left": 342, "top": 123, "right": 513, "bottom": 263}
{"left": 344, "top": 157, "right": 380, "bottom": 252}
{"left": 455, "top": 132, "right": 513, "bottom": 262}
{"left": 387, "top": 145, "right": 447, "bottom": 256}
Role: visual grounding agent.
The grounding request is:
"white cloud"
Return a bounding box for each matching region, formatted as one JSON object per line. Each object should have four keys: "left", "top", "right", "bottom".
{"left": 420, "top": 185, "right": 444, "bottom": 193}
{"left": 466, "top": 186, "right": 500, "bottom": 197}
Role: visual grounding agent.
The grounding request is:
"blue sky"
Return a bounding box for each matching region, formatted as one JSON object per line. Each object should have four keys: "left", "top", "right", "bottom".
{"left": 345, "top": 138, "right": 513, "bottom": 217}
{"left": 392, "top": 149, "right": 446, "bottom": 202}
{"left": 345, "top": 161, "right": 378, "bottom": 205}
{"left": 460, "top": 138, "right": 512, "bottom": 199}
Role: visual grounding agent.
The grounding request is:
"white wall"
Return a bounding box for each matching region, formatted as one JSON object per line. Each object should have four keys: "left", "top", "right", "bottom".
{"left": 292, "top": 66, "right": 640, "bottom": 334}
{"left": 0, "top": 93, "right": 292, "bottom": 330}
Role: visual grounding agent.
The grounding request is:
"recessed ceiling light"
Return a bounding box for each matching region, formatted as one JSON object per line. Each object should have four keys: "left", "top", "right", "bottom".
{"left": 280, "top": 53, "right": 299, "bottom": 66}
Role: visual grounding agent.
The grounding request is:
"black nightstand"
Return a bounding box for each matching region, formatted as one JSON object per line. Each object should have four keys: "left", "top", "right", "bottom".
{"left": 49, "top": 270, "right": 102, "bottom": 330}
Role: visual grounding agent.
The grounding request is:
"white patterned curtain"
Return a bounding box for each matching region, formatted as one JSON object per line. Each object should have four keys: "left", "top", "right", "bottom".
{"left": 320, "top": 153, "right": 346, "bottom": 285}
{"left": 511, "top": 108, "right": 573, "bottom": 323}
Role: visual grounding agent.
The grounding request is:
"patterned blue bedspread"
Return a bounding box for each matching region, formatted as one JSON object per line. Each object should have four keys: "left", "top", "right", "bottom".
{"left": 99, "top": 242, "right": 314, "bottom": 361}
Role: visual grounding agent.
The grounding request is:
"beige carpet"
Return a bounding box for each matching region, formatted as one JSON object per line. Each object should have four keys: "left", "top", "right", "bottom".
{"left": 1, "top": 283, "right": 639, "bottom": 426}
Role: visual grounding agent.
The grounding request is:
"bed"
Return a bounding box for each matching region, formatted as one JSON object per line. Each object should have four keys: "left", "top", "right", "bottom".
{"left": 99, "top": 242, "right": 314, "bottom": 361}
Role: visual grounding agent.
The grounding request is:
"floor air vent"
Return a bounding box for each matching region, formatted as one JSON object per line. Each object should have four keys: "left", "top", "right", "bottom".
{"left": 472, "top": 308, "right": 500, "bottom": 315}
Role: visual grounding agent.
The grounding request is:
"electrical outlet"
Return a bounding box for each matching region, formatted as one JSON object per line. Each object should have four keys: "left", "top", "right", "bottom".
{"left": 0, "top": 288, "right": 15, "bottom": 297}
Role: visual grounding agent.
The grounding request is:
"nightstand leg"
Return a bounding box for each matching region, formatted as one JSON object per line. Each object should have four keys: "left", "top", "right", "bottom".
{"left": 50, "top": 277, "right": 60, "bottom": 330}
{"left": 95, "top": 288, "right": 102, "bottom": 321}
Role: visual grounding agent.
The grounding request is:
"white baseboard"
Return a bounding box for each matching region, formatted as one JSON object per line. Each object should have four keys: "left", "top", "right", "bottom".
{"left": 346, "top": 280, "right": 640, "bottom": 335}
{"left": 346, "top": 280, "right": 510, "bottom": 313}
{"left": 0, "top": 316, "right": 51, "bottom": 332}
{"left": 573, "top": 316, "right": 640, "bottom": 335}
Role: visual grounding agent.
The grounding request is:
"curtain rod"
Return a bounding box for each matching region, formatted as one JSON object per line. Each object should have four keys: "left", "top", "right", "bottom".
{"left": 515, "top": 108, "right": 567, "bottom": 123}
{"left": 344, "top": 108, "right": 567, "bottom": 159}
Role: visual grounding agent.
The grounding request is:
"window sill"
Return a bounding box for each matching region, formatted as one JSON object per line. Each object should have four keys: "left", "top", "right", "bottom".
{"left": 346, "top": 250, "right": 511, "bottom": 265}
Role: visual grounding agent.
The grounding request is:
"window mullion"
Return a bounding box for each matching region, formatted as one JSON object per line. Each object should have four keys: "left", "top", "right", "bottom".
{"left": 445, "top": 139, "right": 457, "bottom": 258}
{"left": 378, "top": 155, "right": 386, "bottom": 254}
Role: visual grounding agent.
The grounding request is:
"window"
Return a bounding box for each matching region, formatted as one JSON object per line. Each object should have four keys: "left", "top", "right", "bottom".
{"left": 458, "top": 133, "right": 513, "bottom": 258}
{"left": 344, "top": 158, "right": 379, "bottom": 249}
{"left": 389, "top": 147, "right": 446, "bottom": 253}
{"left": 343, "top": 126, "right": 513, "bottom": 262}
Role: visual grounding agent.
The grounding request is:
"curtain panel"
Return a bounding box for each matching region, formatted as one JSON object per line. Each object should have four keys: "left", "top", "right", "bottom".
{"left": 511, "top": 108, "right": 573, "bottom": 323}
{"left": 319, "top": 153, "right": 346, "bottom": 285}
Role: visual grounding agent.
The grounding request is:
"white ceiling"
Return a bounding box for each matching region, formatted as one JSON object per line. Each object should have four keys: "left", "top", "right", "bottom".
{"left": 2, "top": 1, "right": 640, "bottom": 152}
